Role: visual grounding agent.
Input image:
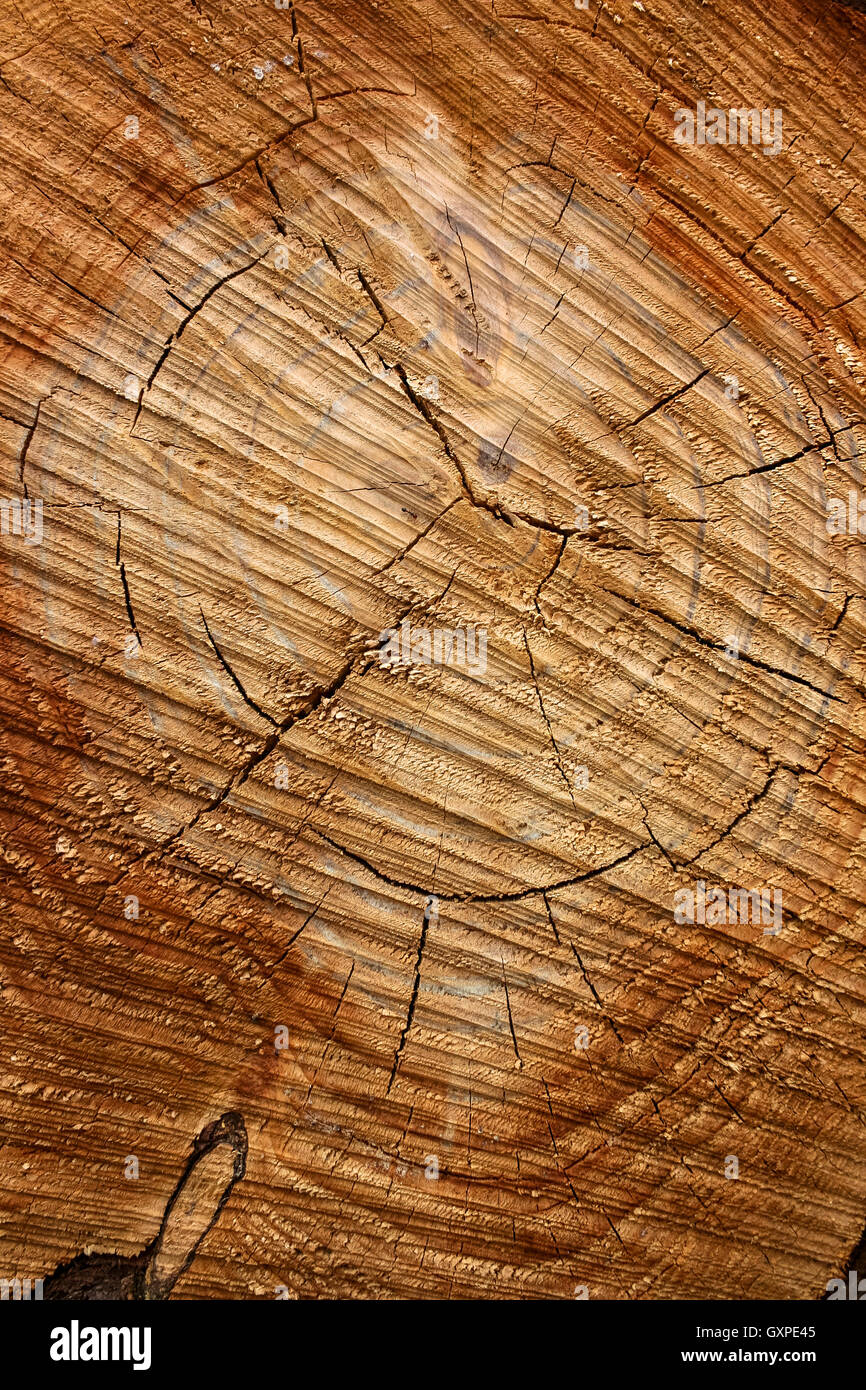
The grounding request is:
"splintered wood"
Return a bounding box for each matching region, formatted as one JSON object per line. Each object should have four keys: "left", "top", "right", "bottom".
{"left": 1, "top": 0, "right": 865, "bottom": 1300}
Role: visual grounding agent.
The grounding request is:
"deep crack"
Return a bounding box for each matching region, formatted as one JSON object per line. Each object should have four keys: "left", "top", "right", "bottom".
{"left": 387, "top": 893, "right": 435, "bottom": 1093}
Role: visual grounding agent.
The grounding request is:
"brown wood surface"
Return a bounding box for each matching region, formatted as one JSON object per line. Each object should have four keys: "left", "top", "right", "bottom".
{"left": 1, "top": 0, "right": 865, "bottom": 1300}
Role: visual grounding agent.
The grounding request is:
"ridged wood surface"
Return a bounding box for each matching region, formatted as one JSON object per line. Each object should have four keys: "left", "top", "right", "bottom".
{"left": 1, "top": 0, "right": 865, "bottom": 1299}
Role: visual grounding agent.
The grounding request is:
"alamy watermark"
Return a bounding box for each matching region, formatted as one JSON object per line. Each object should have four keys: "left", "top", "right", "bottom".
{"left": 1, "top": 1276, "right": 43, "bottom": 1299}
{"left": 379, "top": 621, "right": 488, "bottom": 678}
{"left": 50, "top": 1321, "right": 151, "bottom": 1371}
{"left": 826, "top": 1271, "right": 866, "bottom": 1300}
{"left": 826, "top": 490, "right": 866, "bottom": 536}
{"left": 675, "top": 101, "right": 783, "bottom": 157}
{"left": 674, "top": 880, "right": 782, "bottom": 935}
{"left": 0, "top": 497, "right": 42, "bottom": 545}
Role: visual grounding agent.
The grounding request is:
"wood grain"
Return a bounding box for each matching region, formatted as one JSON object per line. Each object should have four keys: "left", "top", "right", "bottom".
{"left": 1, "top": 0, "right": 865, "bottom": 1300}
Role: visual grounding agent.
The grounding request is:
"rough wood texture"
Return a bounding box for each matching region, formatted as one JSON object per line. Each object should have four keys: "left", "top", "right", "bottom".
{"left": 1, "top": 0, "right": 865, "bottom": 1300}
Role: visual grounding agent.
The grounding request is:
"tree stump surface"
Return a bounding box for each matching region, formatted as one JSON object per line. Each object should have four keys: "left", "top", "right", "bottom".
{"left": 1, "top": 0, "right": 865, "bottom": 1299}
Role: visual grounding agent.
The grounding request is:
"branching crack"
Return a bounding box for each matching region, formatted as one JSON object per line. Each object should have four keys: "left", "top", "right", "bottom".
{"left": 115, "top": 514, "right": 142, "bottom": 649}
{"left": 199, "top": 606, "right": 277, "bottom": 726}
{"left": 501, "top": 958, "right": 523, "bottom": 1066}
{"left": 523, "top": 628, "right": 576, "bottom": 808}
{"left": 356, "top": 267, "right": 390, "bottom": 334}
{"left": 373, "top": 499, "right": 459, "bottom": 577}
{"left": 288, "top": 0, "right": 318, "bottom": 118}
{"left": 18, "top": 396, "right": 45, "bottom": 498}
{"left": 623, "top": 366, "right": 711, "bottom": 430}
{"left": 180, "top": 115, "right": 318, "bottom": 197}
{"left": 639, "top": 799, "right": 680, "bottom": 870}
{"left": 15, "top": 385, "right": 73, "bottom": 497}
{"left": 699, "top": 430, "right": 853, "bottom": 489}
{"left": 119, "top": 564, "right": 142, "bottom": 648}
{"left": 534, "top": 536, "right": 568, "bottom": 626}
{"left": 123, "top": 584, "right": 453, "bottom": 878}
{"left": 255, "top": 157, "right": 287, "bottom": 235}
{"left": 383, "top": 358, "right": 601, "bottom": 537}
{"left": 571, "top": 945, "right": 624, "bottom": 1044}
{"left": 541, "top": 891, "right": 561, "bottom": 944}
{"left": 602, "top": 585, "right": 844, "bottom": 704}
{"left": 712, "top": 1079, "right": 744, "bottom": 1123}
{"left": 318, "top": 240, "right": 390, "bottom": 347}
{"left": 387, "top": 893, "right": 435, "bottom": 1093}
{"left": 312, "top": 831, "right": 647, "bottom": 904}
{"left": 830, "top": 594, "right": 860, "bottom": 634}
{"left": 445, "top": 204, "right": 481, "bottom": 356}
{"left": 320, "top": 238, "right": 343, "bottom": 273}
{"left": 688, "top": 764, "right": 780, "bottom": 866}
{"left": 132, "top": 247, "right": 268, "bottom": 431}
{"left": 327, "top": 255, "right": 594, "bottom": 541}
